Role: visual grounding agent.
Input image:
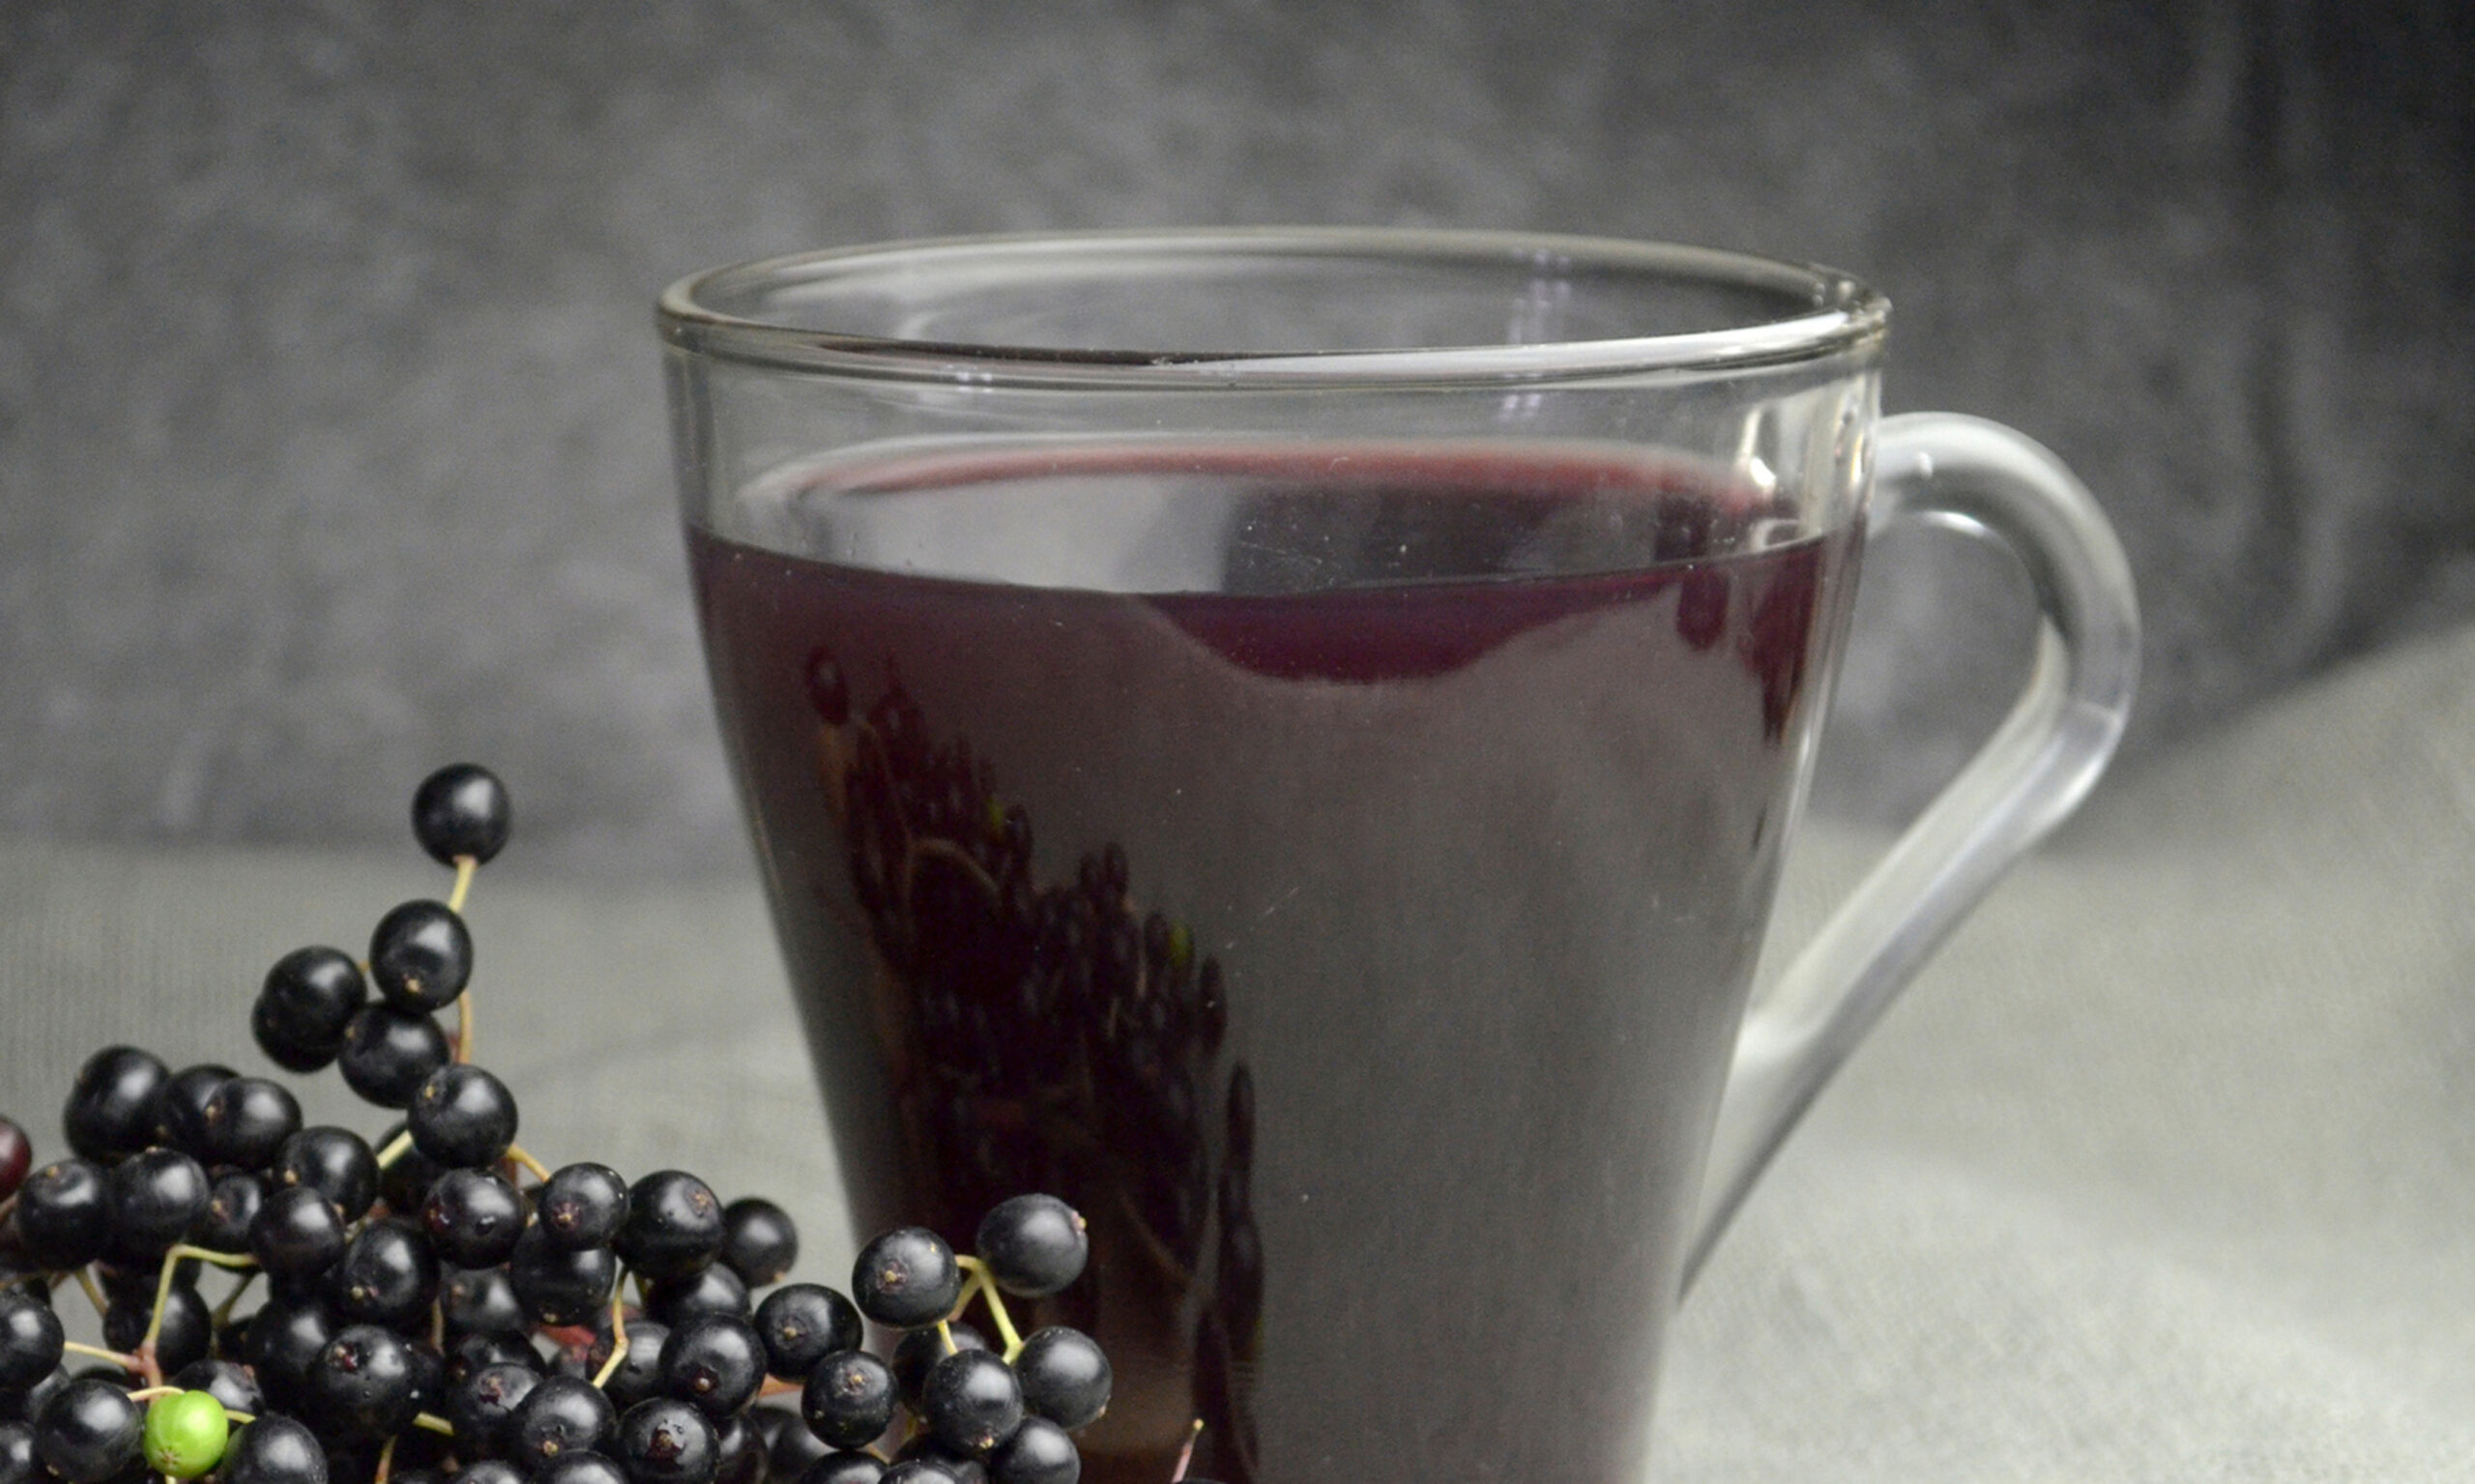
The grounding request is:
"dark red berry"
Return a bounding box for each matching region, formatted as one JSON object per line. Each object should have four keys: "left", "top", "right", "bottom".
{"left": 0, "top": 1120, "right": 29, "bottom": 1204}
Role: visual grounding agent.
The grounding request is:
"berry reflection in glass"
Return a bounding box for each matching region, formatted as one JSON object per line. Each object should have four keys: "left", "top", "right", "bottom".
{"left": 691, "top": 439, "right": 1860, "bottom": 1484}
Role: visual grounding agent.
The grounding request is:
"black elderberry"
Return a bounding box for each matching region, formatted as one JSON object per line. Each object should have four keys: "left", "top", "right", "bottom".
{"left": 711, "top": 1413, "right": 765, "bottom": 1484}
{"left": 337, "top": 1007, "right": 451, "bottom": 1110}
{"left": 422, "top": 1168, "right": 528, "bottom": 1268}
{"left": 102, "top": 1280, "right": 209, "bottom": 1375}
{"left": 752, "top": 1285, "right": 861, "bottom": 1382}
{"left": 13, "top": 1160, "right": 109, "bottom": 1271}
{"left": 30, "top": 1378, "right": 140, "bottom": 1484}
{"left": 800, "top": 1452, "right": 887, "bottom": 1484}
{"left": 508, "top": 1226, "right": 618, "bottom": 1327}
{"left": 0, "top": 1369, "right": 66, "bottom": 1431}
{"left": 98, "top": 1148, "right": 208, "bottom": 1264}
{"left": 537, "top": 1455, "right": 629, "bottom": 1484}
{"left": 370, "top": 901, "right": 476, "bottom": 1014}
{"left": 0, "top": 1295, "right": 61, "bottom": 1392}
{"left": 167, "top": 1358, "right": 263, "bottom": 1420}
{"left": 650, "top": 1264, "right": 748, "bottom": 1326}
{"left": 455, "top": 1461, "right": 529, "bottom": 1484}
{"left": 240, "top": 1296, "right": 336, "bottom": 1404}
{"left": 805, "top": 653, "right": 850, "bottom": 726}
{"left": 920, "top": 1349, "right": 1022, "bottom": 1457}
{"left": 717, "top": 1199, "right": 798, "bottom": 1287}
{"left": 274, "top": 1127, "right": 380, "bottom": 1223}
{"left": 1009, "top": 1329, "right": 1108, "bottom": 1432}
{"left": 0, "top": 1421, "right": 36, "bottom": 1484}
{"left": 886, "top": 1440, "right": 975, "bottom": 1484}
{"left": 413, "top": 765, "right": 513, "bottom": 867}
{"left": 655, "top": 1313, "right": 766, "bottom": 1420}
{"left": 61, "top": 1048, "right": 168, "bottom": 1163}
{"left": 147, "top": 1064, "right": 235, "bottom": 1159}
{"left": 329, "top": 1217, "right": 440, "bottom": 1329}
{"left": 513, "top": 1374, "right": 618, "bottom": 1469}
{"left": 448, "top": 1361, "right": 540, "bottom": 1461}
{"left": 446, "top": 1331, "right": 540, "bottom": 1387}
{"left": 616, "top": 1397, "right": 719, "bottom": 1484}
{"left": 850, "top": 1228, "right": 960, "bottom": 1329}
{"left": 986, "top": 1417, "right": 1076, "bottom": 1484}
{"left": 305, "top": 1324, "right": 423, "bottom": 1440}
{"left": 220, "top": 1415, "right": 328, "bottom": 1484}
{"left": 253, "top": 947, "right": 369, "bottom": 1072}
{"left": 616, "top": 1173, "right": 725, "bottom": 1283}
{"left": 974, "top": 1197, "right": 1085, "bottom": 1298}
{"left": 199, "top": 1076, "right": 302, "bottom": 1172}
{"left": 800, "top": 1350, "right": 895, "bottom": 1451}
{"left": 249, "top": 1185, "right": 350, "bottom": 1280}
{"left": 537, "top": 1164, "right": 630, "bottom": 1250}
{"left": 440, "top": 1266, "right": 530, "bottom": 1341}
{"left": 753, "top": 1408, "right": 829, "bottom": 1482}
{"left": 891, "top": 1325, "right": 985, "bottom": 1412}
{"left": 587, "top": 1317, "right": 667, "bottom": 1411}
{"left": 408, "top": 1064, "right": 518, "bottom": 1171}
{"left": 194, "top": 1170, "right": 267, "bottom": 1254}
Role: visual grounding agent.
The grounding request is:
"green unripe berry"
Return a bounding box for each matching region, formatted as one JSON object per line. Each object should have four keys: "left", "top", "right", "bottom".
{"left": 142, "top": 1389, "right": 230, "bottom": 1478}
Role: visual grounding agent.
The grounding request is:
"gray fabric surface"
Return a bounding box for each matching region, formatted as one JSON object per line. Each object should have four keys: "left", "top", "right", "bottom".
{"left": 1, "top": 1, "right": 2469, "bottom": 867}
{"left": 2, "top": 616, "right": 2471, "bottom": 1476}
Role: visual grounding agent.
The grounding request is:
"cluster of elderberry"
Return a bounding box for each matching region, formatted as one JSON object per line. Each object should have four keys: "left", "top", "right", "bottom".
{"left": 0, "top": 767, "right": 1130, "bottom": 1484}
{"left": 812, "top": 656, "right": 1259, "bottom": 1482}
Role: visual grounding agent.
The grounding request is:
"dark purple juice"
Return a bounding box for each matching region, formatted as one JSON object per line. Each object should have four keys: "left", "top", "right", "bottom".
{"left": 687, "top": 443, "right": 1862, "bottom": 1484}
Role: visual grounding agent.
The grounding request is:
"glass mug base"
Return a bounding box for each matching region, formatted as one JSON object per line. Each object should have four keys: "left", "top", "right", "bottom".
{"left": 660, "top": 232, "right": 2140, "bottom": 1484}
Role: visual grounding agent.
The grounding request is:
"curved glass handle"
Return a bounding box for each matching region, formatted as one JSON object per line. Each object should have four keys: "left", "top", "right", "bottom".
{"left": 1682, "top": 412, "right": 2141, "bottom": 1289}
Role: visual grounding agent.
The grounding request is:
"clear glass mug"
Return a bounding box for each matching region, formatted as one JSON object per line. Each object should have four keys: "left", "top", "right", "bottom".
{"left": 658, "top": 230, "right": 2139, "bottom": 1484}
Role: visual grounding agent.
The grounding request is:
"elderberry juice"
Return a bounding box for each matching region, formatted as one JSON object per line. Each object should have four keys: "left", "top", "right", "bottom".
{"left": 687, "top": 442, "right": 1862, "bottom": 1484}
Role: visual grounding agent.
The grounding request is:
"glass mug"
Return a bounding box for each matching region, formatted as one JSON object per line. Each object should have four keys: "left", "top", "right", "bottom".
{"left": 658, "top": 230, "right": 2139, "bottom": 1484}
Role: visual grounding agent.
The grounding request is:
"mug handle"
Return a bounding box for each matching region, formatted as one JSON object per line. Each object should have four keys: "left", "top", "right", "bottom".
{"left": 1683, "top": 412, "right": 2142, "bottom": 1289}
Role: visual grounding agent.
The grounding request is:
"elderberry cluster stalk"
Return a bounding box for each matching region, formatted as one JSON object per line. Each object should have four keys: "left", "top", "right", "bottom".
{"left": 0, "top": 767, "right": 1131, "bottom": 1484}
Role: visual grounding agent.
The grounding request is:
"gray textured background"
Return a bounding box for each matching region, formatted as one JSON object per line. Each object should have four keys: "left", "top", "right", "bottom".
{"left": 1, "top": 0, "right": 2469, "bottom": 875}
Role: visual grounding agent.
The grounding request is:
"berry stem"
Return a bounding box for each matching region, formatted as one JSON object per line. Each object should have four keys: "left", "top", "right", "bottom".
{"left": 1171, "top": 1419, "right": 1203, "bottom": 1482}
{"left": 72, "top": 1266, "right": 109, "bottom": 1320}
{"left": 952, "top": 1257, "right": 1023, "bottom": 1356}
{"left": 447, "top": 856, "right": 477, "bottom": 914}
{"left": 373, "top": 1433, "right": 397, "bottom": 1484}
{"left": 209, "top": 1269, "right": 258, "bottom": 1327}
{"left": 453, "top": 990, "right": 475, "bottom": 1064}
{"left": 374, "top": 1129, "right": 416, "bottom": 1170}
{"left": 412, "top": 1412, "right": 453, "bottom": 1437}
{"left": 61, "top": 1340, "right": 144, "bottom": 1370}
{"left": 590, "top": 1294, "right": 629, "bottom": 1389}
{"left": 505, "top": 1144, "right": 552, "bottom": 1183}
{"left": 126, "top": 1386, "right": 179, "bottom": 1403}
{"left": 141, "top": 1245, "right": 258, "bottom": 1359}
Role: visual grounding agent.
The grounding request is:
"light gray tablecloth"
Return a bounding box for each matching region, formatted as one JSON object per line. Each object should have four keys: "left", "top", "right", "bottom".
{"left": 4, "top": 620, "right": 2471, "bottom": 1478}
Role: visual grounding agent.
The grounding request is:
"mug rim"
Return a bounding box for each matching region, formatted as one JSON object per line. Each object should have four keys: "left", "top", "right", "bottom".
{"left": 656, "top": 227, "right": 1889, "bottom": 389}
